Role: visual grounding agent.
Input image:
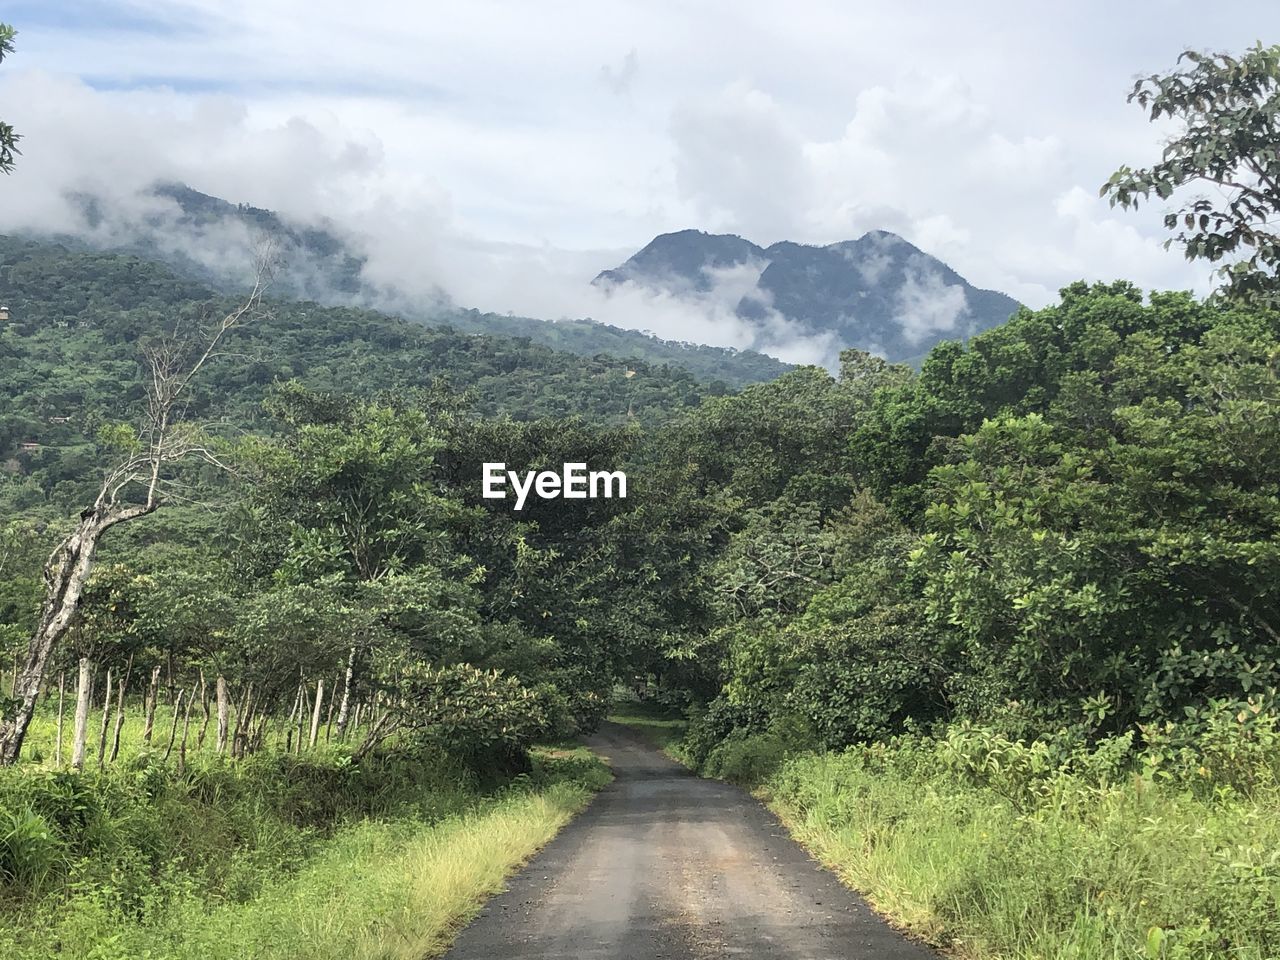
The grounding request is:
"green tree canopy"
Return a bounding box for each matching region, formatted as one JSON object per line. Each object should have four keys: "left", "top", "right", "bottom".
{"left": 1103, "top": 43, "right": 1280, "bottom": 305}
{"left": 0, "top": 24, "right": 19, "bottom": 173}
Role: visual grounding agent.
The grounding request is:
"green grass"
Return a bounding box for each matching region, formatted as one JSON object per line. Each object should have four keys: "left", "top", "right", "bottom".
{"left": 764, "top": 749, "right": 1280, "bottom": 960}
{"left": 607, "top": 699, "right": 690, "bottom": 762}
{"left": 0, "top": 745, "right": 609, "bottom": 959}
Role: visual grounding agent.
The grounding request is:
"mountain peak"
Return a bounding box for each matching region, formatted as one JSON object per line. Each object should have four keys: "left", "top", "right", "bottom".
{"left": 594, "top": 230, "right": 764, "bottom": 293}
{"left": 594, "top": 228, "right": 1020, "bottom": 362}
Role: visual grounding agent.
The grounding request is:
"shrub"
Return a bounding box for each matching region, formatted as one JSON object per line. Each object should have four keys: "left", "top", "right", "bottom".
{"left": 701, "top": 714, "right": 815, "bottom": 784}
{"left": 682, "top": 695, "right": 768, "bottom": 768}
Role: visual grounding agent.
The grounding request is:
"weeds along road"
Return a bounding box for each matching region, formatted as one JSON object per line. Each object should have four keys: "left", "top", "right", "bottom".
{"left": 444, "top": 722, "right": 938, "bottom": 960}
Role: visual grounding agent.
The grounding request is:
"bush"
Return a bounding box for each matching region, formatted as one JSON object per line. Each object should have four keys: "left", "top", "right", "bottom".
{"left": 0, "top": 748, "right": 474, "bottom": 906}
{"left": 700, "top": 714, "right": 815, "bottom": 784}
{"left": 682, "top": 695, "right": 768, "bottom": 768}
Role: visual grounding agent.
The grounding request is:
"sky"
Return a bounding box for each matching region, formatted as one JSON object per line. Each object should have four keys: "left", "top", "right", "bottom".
{"left": 1, "top": 1, "right": 1278, "bottom": 362}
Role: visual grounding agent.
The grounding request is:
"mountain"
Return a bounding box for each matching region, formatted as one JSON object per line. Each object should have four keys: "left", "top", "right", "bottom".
{"left": 594, "top": 230, "right": 765, "bottom": 293}
{"left": 47, "top": 185, "right": 791, "bottom": 389}
{"left": 593, "top": 229, "right": 1021, "bottom": 362}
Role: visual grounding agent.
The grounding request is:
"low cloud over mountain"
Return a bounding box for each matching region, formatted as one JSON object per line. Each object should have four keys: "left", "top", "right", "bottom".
{"left": 595, "top": 229, "right": 1020, "bottom": 362}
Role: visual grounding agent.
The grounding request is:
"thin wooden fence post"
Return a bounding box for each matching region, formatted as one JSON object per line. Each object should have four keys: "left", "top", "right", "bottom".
{"left": 54, "top": 671, "right": 65, "bottom": 768}
{"left": 215, "top": 676, "right": 229, "bottom": 755}
{"left": 309, "top": 678, "right": 325, "bottom": 749}
{"left": 95, "top": 667, "right": 113, "bottom": 768}
{"left": 163, "top": 689, "right": 184, "bottom": 762}
{"left": 70, "top": 658, "right": 93, "bottom": 771}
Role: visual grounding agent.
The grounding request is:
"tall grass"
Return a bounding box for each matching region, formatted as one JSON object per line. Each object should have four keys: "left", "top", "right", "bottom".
{"left": 0, "top": 752, "right": 606, "bottom": 960}
{"left": 0, "top": 735, "right": 608, "bottom": 959}
{"left": 759, "top": 722, "right": 1280, "bottom": 960}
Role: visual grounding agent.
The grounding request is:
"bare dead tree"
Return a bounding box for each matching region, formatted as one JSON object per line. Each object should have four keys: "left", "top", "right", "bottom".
{"left": 0, "top": 253, "right": 274, "bottom": 765}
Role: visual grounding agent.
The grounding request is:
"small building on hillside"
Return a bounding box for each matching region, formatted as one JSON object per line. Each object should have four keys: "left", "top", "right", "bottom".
{"left": 0, "top": 306, "right": 10, "bottom": 322}
{"left": 19, "top": 442, "right": 40, "bottom": 452}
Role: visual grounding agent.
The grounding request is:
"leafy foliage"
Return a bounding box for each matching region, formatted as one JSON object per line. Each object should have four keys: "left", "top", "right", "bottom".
{"left": 1103, "top": 44, "right": 1280, "bottom": 305}
{"left": 0, "top": 24, "right": 19, "bottom": 174}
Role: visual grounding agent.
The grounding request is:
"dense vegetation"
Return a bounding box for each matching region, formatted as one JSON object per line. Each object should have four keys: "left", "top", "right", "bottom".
{"left": 610, "top": 280, "right": 1280, "bottom": 958}
{"left": 4, "top": 37, "right": 1280, "bottom": 960}
{"left": 0, "top": 732, "right": 606, "bottom": 958}
{"left": 440, "top": 306, "right": 791, "bottom": 387}
{"left": 7, "top": 257, "right": 1279, "bottom": 955}
{"left": 0, "top": 235, "right": 718, "bottom": 515}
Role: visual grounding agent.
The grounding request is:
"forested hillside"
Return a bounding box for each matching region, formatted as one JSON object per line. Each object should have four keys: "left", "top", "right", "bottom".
{"left": 0, "top": 235, "right": 717, "bottom": 513}
{"left": 439, "top": 307, "right": 791, "bottom": 386}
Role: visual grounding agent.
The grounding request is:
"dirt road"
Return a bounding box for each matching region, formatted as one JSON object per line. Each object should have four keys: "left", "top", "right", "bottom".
{"left": 444, "top": 722, "right": 939, "bottom": 959}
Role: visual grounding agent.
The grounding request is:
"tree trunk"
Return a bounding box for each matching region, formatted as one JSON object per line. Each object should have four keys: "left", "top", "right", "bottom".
{"left": 106, "top": 654, "right": 134, "bottom": 765}
{"left": 196, "top": 670, "right": 210, "bottom": 750}
{"left": 54, "top": 671, "right": 65, "bottom": 769}
{"left": 232, "top": 683, "right": 254, "bottom": 759}
{"left": 95, "top": 667, "right": 113, "bottom": 768}
{"left": 108, "top": 667, "right": 128, "bottom": 763}
{"left": 295, "top": 682, "right": 309, "bottom": 756}
{"left": 70, "top": 658, "right": 92, "bottom": 771}
{"left": 142, "top": 665, "right": 162, "bottom": 743}
{"left": 0, "top": 512, "right": 131, "bottom": 764}
{"left": 163, "top": 689, "right": 184, "bottom": 761}
{"left": 253, "top": 715, "right": 268, "bottom": 753}
{"left": 215, "top": 675, "right": 229, "bottom": 755}
{"left": 178, "top": 683, "right": 195, "bottom": 772}
{"left": 324, "top": 674, "right": 337, "bottom": 742}
{"left": 308, "top": 678, "right": 324, "bottom": 749}
{"left": 334, "top": 644, "right": 357, "bottom": 739}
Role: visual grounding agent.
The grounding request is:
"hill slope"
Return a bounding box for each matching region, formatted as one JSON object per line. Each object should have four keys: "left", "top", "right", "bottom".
{"left": 0, "top": 236, "right": 720, "bottom": 509}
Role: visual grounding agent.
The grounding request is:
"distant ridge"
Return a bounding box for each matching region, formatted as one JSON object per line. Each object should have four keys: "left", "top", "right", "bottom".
{"left": 40, "top": 184, "right": 792, "bottom": 388}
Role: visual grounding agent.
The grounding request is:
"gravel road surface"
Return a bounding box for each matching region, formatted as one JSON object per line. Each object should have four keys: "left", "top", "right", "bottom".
{"left": 443, "top": 721, "right": 940, "bottom": 959}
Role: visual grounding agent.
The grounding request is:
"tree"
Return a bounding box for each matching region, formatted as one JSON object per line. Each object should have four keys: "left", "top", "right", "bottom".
{"left": 236, "top": 390, "right": 477, "bottom": 738}
{"left": 1102, "top": 43, "right": 1280, "bottom": 305}
{"left": 0, "top": 23, "right": 19, "bottom": 173}
{"left": 0, "top": 259, "right": 272, "bottom": 764}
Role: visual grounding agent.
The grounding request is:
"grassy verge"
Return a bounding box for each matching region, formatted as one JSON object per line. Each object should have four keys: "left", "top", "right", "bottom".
{"left": 607, "top": 699, "right": 690, "bottom": 762}
{"left": 762, "top": 745, "right": 1280, "bottom": 960}
{"left": 612, "top": 705, "right": 1280, "bottom": 959}
{"left": 0, "top": 747, "right": 609, "bottom": 960}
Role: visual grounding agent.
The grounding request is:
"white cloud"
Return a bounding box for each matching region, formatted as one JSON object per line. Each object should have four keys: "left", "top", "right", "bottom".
{"left": 669, "top": 83, "right": 811, "bottom": 242}
{"left": 1, "top": 0, "right": 1271, "bottom": 362}
{"left": 893, "top": 260, "right": 970, "bottom": 346}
